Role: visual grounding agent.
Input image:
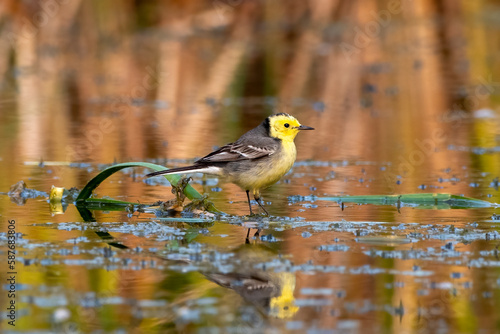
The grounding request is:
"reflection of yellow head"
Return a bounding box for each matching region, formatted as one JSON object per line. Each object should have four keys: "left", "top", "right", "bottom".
{"left": 269, "top": 272, "right": 299, "bottom": 318}
{"left": 49, "top": 186, "right": 67, "bottom": 215}
{"left": 49, "top": 201, "right": 65, "bottom": 215}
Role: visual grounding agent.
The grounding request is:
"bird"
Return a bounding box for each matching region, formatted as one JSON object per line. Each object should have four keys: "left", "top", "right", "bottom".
{"left": 146, "top": 113, "right": 314, "bottom": 215}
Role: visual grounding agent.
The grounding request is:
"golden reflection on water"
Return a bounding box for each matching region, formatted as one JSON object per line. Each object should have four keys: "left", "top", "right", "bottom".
{"left": 1, "top": 0, "right": 500, "bottom": 332}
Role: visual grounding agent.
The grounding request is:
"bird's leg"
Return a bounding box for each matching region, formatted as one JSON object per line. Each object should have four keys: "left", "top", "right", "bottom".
{"left": 246, "top": 190, "right": 254, "bottom": 215}
{"left": 254, "top": 195, "right": 269, "bottom": 216}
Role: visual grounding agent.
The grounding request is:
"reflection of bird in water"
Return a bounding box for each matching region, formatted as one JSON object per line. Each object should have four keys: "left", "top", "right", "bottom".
{"left": 89, "top": 226, "right": 299, "bottom": 320}
{"left": 202, "top": 243, "right": 299, "bottom": 319}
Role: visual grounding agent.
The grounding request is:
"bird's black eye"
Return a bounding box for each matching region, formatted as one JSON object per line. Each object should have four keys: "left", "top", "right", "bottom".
{"left": 284, "top": 123, "right": 290, "bottom": 128}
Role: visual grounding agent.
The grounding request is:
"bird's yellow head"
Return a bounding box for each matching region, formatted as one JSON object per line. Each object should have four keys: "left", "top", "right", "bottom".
{"left": 266, "top": 113, "right": 314, "bottom": 141}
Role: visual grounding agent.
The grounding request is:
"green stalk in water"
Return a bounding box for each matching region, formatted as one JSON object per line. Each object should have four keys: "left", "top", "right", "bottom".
{"left": 75, "top": 162, "right": 221, "bottom": 213}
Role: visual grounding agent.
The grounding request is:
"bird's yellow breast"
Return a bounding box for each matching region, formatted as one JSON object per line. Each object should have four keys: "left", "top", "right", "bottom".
{"left": 230, "top": 139, "right": 297, "bottom": 192}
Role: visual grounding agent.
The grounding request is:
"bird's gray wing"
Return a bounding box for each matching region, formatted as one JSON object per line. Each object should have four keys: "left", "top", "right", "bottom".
{"left": 196, "top": 138, "right": 279, "bottom": 163}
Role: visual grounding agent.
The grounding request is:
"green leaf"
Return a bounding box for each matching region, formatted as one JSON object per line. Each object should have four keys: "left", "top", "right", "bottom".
{"left": 75, "top": 162, "right": 220, "bottom": 213}
{"left": 78, "top": 198, "right": 139, "bottom": 211}
{"left": 315, "top": 193, "right": 496, "bottom": 209}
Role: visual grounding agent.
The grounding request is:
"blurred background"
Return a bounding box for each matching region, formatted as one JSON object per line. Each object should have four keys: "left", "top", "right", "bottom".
{"left": 1, "top": 0, "right": 500, "bottom": 333}
{"left": 1, "top": 0, "right": 498, "bottom": 165}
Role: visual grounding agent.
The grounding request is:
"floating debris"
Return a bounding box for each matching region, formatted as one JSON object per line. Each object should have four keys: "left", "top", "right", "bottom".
{"left": 7, "top": 180, "right": 48, "bottom": 205}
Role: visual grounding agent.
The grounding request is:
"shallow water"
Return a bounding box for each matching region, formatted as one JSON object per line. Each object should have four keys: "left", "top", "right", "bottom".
{"left": 1, "top": 1, "right": 500, "bottom": 333}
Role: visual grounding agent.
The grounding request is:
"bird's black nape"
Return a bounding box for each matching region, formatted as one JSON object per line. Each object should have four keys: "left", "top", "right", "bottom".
{"left": 262, "top": 117, "right": 271, "bottom": 136}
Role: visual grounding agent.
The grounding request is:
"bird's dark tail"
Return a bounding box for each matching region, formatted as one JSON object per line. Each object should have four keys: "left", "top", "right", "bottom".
{"left": 146, "top": 165, "right": 220, "bottom": 178}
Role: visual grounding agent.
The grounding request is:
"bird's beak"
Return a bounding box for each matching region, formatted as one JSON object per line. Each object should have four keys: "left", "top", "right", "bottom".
{"left": 297, "top": 125, "right": 314, "bottom": 130}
